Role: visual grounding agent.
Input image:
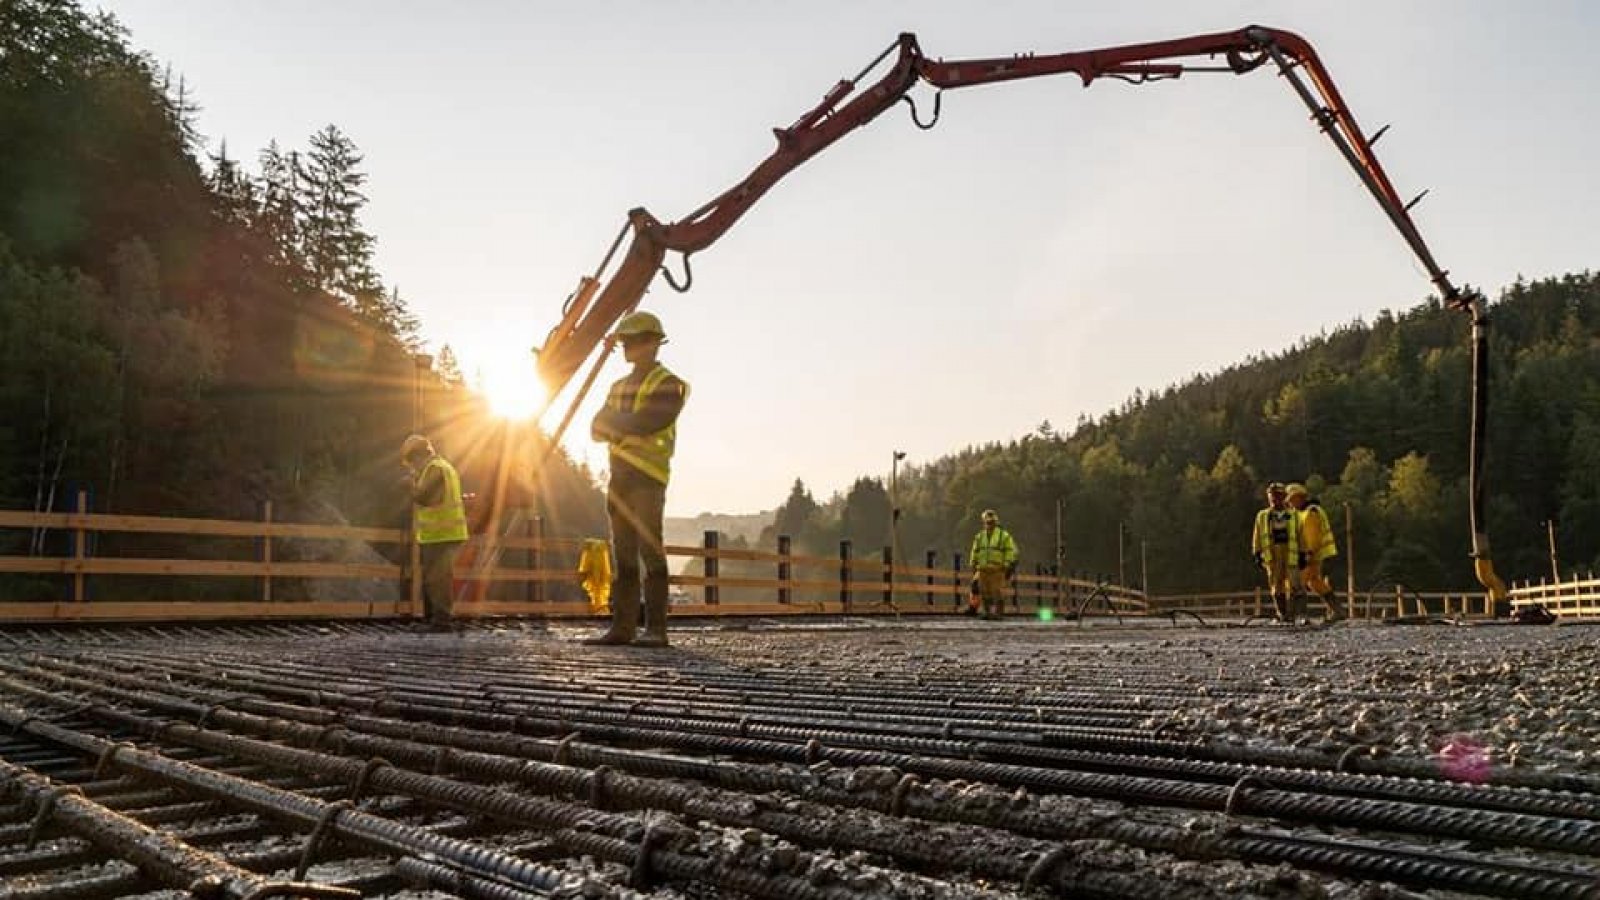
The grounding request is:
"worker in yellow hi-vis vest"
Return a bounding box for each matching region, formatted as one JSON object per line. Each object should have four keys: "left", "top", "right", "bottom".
{"left": 1251, "top": 482, "right": 1300, "bottom": 623}
{"left": 578, "top": 538, "right": 612, "bottom": 614}
{"left": 968, "top": 509, "right": 1019, "bottom": 620}
{"left": 402, "top": 434, "right": 468, "bottom": 632}
{"left": 585, "top": 311, "right": 689, "bottom": 648}
{"left": 1287, "top": 483, "right": 1347, "bottom": 622}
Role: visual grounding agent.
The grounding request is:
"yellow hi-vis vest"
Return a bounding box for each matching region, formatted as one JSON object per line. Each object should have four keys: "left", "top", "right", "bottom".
{"left": 1298, "top": 502, "right": 1338, "bottom": 562}
{"left": 1252, "top": 507, "right": 1299, "bottom": 556}
{"left": 606, "top": 363, "right": 686, "bottom": 485}
{"left": 414, "top": 457, "right": 468, "bottom": 544}
{"left": 970, "top": 527, "right": 1018, "bottom": 570}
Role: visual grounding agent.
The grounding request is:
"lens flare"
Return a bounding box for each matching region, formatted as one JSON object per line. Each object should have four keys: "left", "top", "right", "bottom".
{"left": 480, "top": 354, "right": 547, "bottom": 420}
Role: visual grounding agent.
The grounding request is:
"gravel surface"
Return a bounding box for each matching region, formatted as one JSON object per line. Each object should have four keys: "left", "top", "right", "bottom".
{"left": 0, "top": 617, "right": 1595, "bottom": 899}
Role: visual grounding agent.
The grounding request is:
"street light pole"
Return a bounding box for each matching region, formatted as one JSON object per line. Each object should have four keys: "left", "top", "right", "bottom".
{"left": 889, "top": 450, "right": 906, "bottom": 609}
{"left": 1141, "top": 539, "right": 1149, "bottom": 598}
{"left": 1117, "top": 521, "right": 1126, "bottom": 589}
{"left": 412, "top": 353, "right": 433, "bottom": 436}
{"left": 1547, "top": 519, "right": 1561, "bottom": 584}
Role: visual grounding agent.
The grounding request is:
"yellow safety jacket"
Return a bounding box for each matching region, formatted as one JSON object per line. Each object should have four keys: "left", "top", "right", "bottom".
{"left": 969, "top": 527, "right": 1019, "bottom": 571}
{"left": 1252, "top": 507, "right": 1299, "bottom": 556}
{"left": 414, "top": 457, "right": 468, "bottom": 544}
{"left": 577, "top": 538, "right": 612, "bottom": 614}
{"left": 1297, "top": 502, "right": 1338, "bottom": 562}
{"left": 606, "top": 363, "right": 687, "bottom": 485}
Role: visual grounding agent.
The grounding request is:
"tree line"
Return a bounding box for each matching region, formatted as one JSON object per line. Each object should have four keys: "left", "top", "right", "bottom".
{"left": 6, "top": 1, "right": 1595, "bottom": 602}
{"left": 0, "top": 0, "right": 603, "bottom": 599}
{"left": 760, "top": 272, "right": 1600, "bottom": 594}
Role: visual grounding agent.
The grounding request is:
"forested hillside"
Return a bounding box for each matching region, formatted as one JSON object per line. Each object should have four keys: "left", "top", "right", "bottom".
{"left": 765, "top": 273, "right": 1600, "bottom": 593}
{"left": 0, "top": 0, "right": 604, "bottom": 554}
{"left": 7, "top": 1, "right": 1596, "bottom": 600}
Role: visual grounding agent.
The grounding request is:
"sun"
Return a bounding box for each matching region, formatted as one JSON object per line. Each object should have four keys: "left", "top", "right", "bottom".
{"left": 479, "top": 351, "right": 548, "bottom": 420}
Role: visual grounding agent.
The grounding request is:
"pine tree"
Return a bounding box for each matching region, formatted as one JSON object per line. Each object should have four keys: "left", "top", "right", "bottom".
{"left": 295, "top": 125, "right": 380, "bottom": 311}
{"left": 256, "top": 141, "right": 302, "bottom": 280}
{"left": 435, "top": 345, "right": 464, "bottom": 387}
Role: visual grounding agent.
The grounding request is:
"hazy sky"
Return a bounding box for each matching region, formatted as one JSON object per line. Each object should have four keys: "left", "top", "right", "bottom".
{"left": 98, "top": 1, "right": 1597, "bottom": 516}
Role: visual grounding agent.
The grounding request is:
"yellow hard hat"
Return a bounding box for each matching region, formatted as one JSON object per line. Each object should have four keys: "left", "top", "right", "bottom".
{"left": 1286, "top": 483, "right": 1308, "bottom": 499}
{"left": 401, "top": 434, "right": 433, "bottom": 460}
{"left": 981, "top": 509, "right": 999, "bottom": 524}
{"left": 610, "top": 310, "right": 665, "bottom": 341}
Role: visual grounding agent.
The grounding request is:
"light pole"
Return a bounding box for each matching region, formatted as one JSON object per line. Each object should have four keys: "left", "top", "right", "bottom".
{"left": 1117, "top": 521, "right": 1126, "bottom": 589}
{"left": 889, "top": 450, "right": 906, "bottom": 609}
{"left": 412, "top": 353, "right": 433, "bottom": 436}
{"left": 1140, "top": 539, "right": 1149, "bottom": 597}
{"left": 1546, "top": 519, "right": 1560, "bottom": 584}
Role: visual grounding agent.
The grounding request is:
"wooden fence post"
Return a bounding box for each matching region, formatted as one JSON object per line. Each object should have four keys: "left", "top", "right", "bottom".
{"left": 530, "top": 516, "right": 545, "bottom": 605}
{"left": 882, "top": 545, "right": 893, "bottom": 607}
{"left": 704, "top": 531, "right": 720, "bottom": 606}
{"left": 777, "top": 535, "right": 792, "bottom": 604}
{"left": 952, "top": 552, "right": 963, "bottom": 612}
{"left": 261, "top": 500, "right": 273, "bottom": 603}
{"left": 408, "top": 533, "right": 422, "bottom": 618}
{"left": 73, "top": 490, "right": 87, "bottom": 603}
{"left": 839, "top": 540, "right": 852, "bottom": 613}
{"left": 925, "top": 550, "right": 937, "bottom": 606}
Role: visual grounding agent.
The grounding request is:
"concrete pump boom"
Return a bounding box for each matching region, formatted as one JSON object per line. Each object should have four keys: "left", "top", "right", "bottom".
{"left": 529, "top": 24, "right": 1507, "bottom": 601}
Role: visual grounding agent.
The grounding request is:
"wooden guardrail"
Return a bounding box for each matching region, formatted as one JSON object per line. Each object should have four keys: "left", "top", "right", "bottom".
{"left": 1150, "top": 586, "right": 1494, "bottom": 620}
{"left": 1509, "top": 575, "right": 1600, "bottom": 618}
{"left": 0, "top": 500, "right": 1147, "bottom": 624}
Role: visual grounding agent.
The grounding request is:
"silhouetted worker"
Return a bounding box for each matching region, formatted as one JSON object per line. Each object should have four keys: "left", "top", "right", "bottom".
{"left": 584, "top": 311, "right": 688, "bottom": 647}
{"left": 402, "top": 434, "right": 467, "bottom": 632}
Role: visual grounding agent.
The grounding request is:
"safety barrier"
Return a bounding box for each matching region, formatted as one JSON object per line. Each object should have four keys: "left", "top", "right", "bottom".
{"left": 0, "top": 500, "right": 1146, "bottom": 623}
{"left": 1508, "top": 575, "right": 1600, "bottom": 618}
{"left": 1150, "top": 586, "right": 1494, "bottom": 620}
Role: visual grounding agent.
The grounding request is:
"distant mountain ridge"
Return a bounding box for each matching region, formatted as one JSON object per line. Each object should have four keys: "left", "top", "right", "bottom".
{"left": 665, "top": 511, "right": 774, "bottom": 548}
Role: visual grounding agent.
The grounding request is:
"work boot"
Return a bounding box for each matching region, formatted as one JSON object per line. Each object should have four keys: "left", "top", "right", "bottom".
{"left": 1271, "top": 594, "right": 1290, "bottom": 623}
{"left": 633, "top": 596, "right": 670, "bottom": 648}
{"left": 1323, "top": 592, "right": 1348, "bottom": 623}
{"left": 583, "top": 591, "right": 638, "bottom": 645}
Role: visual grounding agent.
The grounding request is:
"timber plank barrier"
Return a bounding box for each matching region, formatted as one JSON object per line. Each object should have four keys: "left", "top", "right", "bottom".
{"left": 0, "top": 502, "right": 1147, "bottom": 624}
{"left": 1150, "top": 587, "right": 1494, "bottom": 621}
{"left": 1509, "top": 574, "right": 1600, "bottom": 619}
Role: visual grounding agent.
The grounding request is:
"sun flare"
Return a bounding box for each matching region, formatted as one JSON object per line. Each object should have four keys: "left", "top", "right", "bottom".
{"left": 479, "top": 352, "right": 548, "bottom": 420}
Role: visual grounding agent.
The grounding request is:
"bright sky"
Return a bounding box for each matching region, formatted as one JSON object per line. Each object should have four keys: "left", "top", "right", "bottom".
{"left": 100, "top": 1, "right": 1598, "bottom": 516}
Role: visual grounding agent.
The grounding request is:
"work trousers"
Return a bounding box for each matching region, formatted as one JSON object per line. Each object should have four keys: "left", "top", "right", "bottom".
{"left": 1300, "top": 559, "right": 1333, "bottom": 596}
{"left": 420, "top": 540, "right": 463, "bottom": 627}
{"left": 1300, "top": 558, "right": 1345, "bottom": 619}
{"left": 1262, "top": 545, "right": 1293, "bottom": 619}
{"left": 976, "top": 567, "right": 1009, "bottom": 616}
{"left": 608, "top": 468, "right": 668, "bottom": 624}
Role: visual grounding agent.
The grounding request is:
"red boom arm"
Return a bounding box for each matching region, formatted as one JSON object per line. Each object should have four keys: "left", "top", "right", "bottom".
{"left": 530, "top": 25, "right": 1505, "bottom": 599}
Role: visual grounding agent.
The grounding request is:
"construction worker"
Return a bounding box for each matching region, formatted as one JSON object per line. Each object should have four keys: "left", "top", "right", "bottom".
{"left": 402, "top": 434, "right": 468, "bottom": 632}
{"left": 1287, "top": 483, "right": 1346, "bottom": 622}
{"left": 584, "top": 311, "right": 688, "bottom": 647}
{"left": 969, "top": 509, "right": 1019, "bottom": 620}
{"left": 1251, "top": 482, "right": 1300, "bottom": 622}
